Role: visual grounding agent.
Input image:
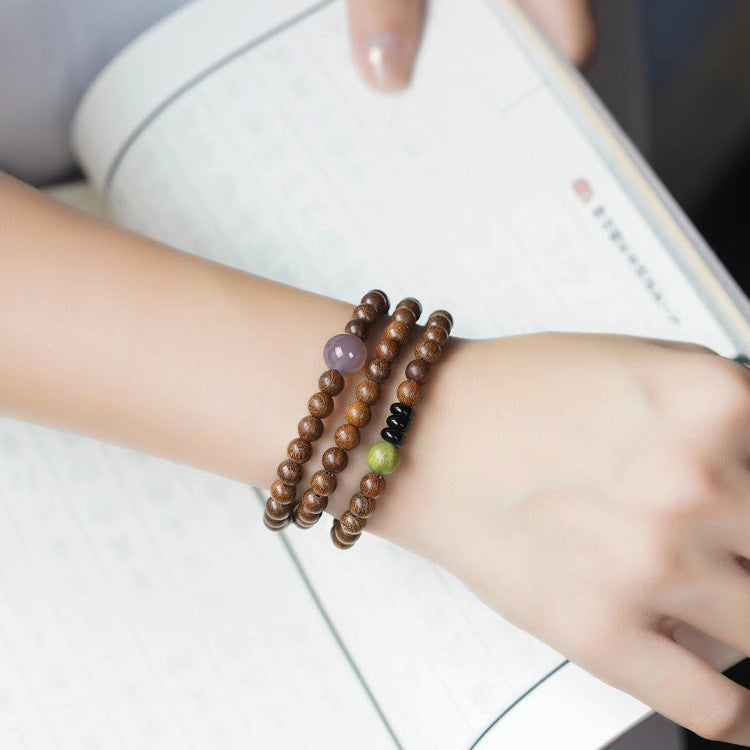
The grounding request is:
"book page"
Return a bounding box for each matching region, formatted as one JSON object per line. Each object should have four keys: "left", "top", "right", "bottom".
{"left": 60, "top": 0, "right": 750, "bottom": 748}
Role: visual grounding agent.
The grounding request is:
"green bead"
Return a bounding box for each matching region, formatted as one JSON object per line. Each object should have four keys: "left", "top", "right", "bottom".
{"left": 366, "top": 440, "right": 400, "bottom": 475}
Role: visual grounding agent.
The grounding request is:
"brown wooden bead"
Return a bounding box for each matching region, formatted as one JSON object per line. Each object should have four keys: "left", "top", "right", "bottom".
{"left": 318, "top": 369, "right": 345, "bottom": 396}
{"left": 405, "top": 358, "right": 431, "bottom": 384}
{"left": 397, "top": 379, "right": 422, "bottom": 406}
{"left": 340, "top": 511, "right": 366, "bottom": 535}
{"left": 298, "top": 415, "right": 324, "bottom": 441}
{"left": 300, "top": 488, "right": 328, "bottom": 514}
{"left": 308, "top": 391, "right": 334, "bottom": 418}
{"left": 353, "top": 303, "right": 378, "bottom": 325}
{"left": 334, "top": 423, "right": 360, "bottom": 450}
{"left": 375, "top": 337, "right": 400, "bottom": 361}
{"left": 361, "top": 289, "right": 389, "bottom": 315}
{"left": 345, "top": 318, "right": 369, "bottom": 341}
{"left": 430, "top": 309, "right": 454, "bottom": 328}
{"left": 360, "top": 472, "right": 386, "bottom": 499}
{"left": 287, "top": 437, "right": 312, "bottom": 463}
{"left": 415, "top": 338, "right": 442, "bottom": 365}
{"left": 366, "top": 357, "right": 391, "bottom": 383}
{"left": 330, "top": 523, "right": 355, "bottom": 549}
{"left": 265, "top": 497, "right": 291, "bottom": 521}
{"left": 293, "top": 515, "right": 317, "bottom": 529}
{"left": 392, "top": 307, "right": 416, "bottom": 326}
{"left": 271, "top": 479, "right": 296, "bottom": 504}
{"left": 322, "top": 447, "right": 348, "bottom": 474}
{"left": 427, "top": 315, "right": 450, "bottom": 334}
{"left": 311, "top": 470, "right": 337, "bottom": 496}
{"left": 334, "top": 520, "right": 361, "bottom": 543}
{"left": 424, "top": 323, "right": 449, "bottom": 345}
{"left": 384, "top": 320, "right": 410, "bottom": 346}
{"left": 345, "top": 401, "right": 371, "bottom": 428}
{"left": 356, "top": 379, "right": 380, "bottom": 405}
{"left": 277, "top": 459, "right": 303, "bottom": 486}
{"left": 350, "top": 493, "right": 377, "bottom": 519}
{"left": 296, "top": 506, "right": 323, "bottom": 524}
{"left": 264, "top": 515, "right": 290, "bottom": 531}
{"left": 397, "top": 297, "right": 422, "bottom": 318}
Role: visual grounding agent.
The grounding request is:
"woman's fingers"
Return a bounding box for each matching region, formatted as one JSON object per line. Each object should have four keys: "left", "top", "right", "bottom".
{"left": 612, "top": 628, "right": 750, "bottom": 744}
{"left": 347, "top": 0, "right": 424, "bottom": 92}
{"left": 519, "top": 0, "right": 596, "bottom": 67}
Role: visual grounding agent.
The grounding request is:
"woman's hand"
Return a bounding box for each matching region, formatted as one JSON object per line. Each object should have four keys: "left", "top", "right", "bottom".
{"left": 347, "top": 0, "right": 596, "bottom": 92}
{"left": 358, "top": 332, "right": 750, "bottom": 745}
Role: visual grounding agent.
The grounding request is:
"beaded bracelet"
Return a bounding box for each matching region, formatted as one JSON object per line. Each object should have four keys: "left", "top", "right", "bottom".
{"left": 291, "top": 297, "right": 423, "bottom": 529}
{"left": 263, "top": 290, "right": 389, "bottom": 531}
{"left": 331, "top": 308, "right": 453, "bottom": 549}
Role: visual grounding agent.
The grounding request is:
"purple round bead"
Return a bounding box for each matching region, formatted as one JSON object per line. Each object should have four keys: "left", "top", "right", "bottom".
{"left": 324, "top": 333, "right": 367, "bottom": 375}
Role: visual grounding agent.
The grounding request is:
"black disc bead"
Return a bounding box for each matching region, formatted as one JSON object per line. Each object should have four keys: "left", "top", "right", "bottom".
{"left": 390, "top": 402, "right": 413, "bottom": 419}
{"left": 386, "top": 414, "right": 410, "bottom": 432}
{"left": 381, "top": 427, "right": 404, "bottom": 445}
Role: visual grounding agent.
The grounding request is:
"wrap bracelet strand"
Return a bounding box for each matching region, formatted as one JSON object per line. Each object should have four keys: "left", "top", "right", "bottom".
{"left": 263, "top": 290, "right": 389, "bottom": 531}
{"left": 331, "top": 308, "right": 454, "bottom": 549}
{"left": 291, "top": 297, "right": 423, "bottom": 528}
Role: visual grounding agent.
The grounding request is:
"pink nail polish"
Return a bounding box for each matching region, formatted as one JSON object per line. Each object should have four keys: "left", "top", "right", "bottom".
{"left": 364, "top": 30, "right": 409, "bottom": 89}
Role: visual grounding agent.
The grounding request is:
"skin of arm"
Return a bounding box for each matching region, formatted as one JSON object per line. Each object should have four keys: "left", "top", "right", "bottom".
{"left": 6, "top": 170, "right": 750, "bottom": 744}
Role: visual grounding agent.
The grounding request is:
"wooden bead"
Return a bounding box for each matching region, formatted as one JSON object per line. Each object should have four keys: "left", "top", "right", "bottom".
{"left": 265, "top": 497, "right": 291, "bottom": 521}
{"left": 300, "top": 488, "right": 328, "bottom": 514}
{"left": 397, "top": 297, "right": 422, "bottom": 318}
{"left": 375, "top": 337, "right": 400, "bottom": 361}
{"left": 334, "top": 520, "right": 361, "bottom": 544}
{"left": 384, "top": 320, "right": 410, "bottom": 346}
{"left": 353, "top": 303, "right": 378, "bottom": 325}
{"left": 334, "top": 423, "right": 360, "bottom": 450}
{"left": 308, "top": 391, "right": 334, "bottom": 418}
{"left": 424, "top": 324, "right": 449, "bottom": 345}
{"left": 264, "top": 515, "right": 290, "bottom": 531}
{"left": 405, "top": 358, "right": 431, "bottom": 384}
{"left": 277, "top": 459, "right": 303, "bottom": 486}
{"left": 415, "top": 338, "right": 442, "bottom": 365}
{"left": 287, "top": 437, "right": 312, "bottom": 463}
{"left": 293, "top": 515, "right": 317, "bottom": 529}
{"left": 350, "top": 493, "right": 377, "bottom": 519}
{"left": 430, "top": 309, "right": 454, "bottom": 328}
{"left": 360, "top": 472, "right": 386, "bottom": 499}
{"left": 427, "top": 316, "right": 450, "bottom": 334}
{"left": 330, "top": 523, "right": 355, "bottom": 549}
{"left": 311, "top": 470, "right": 337, "bottom": 496}
{"left": 296, "top": 505, "right": 323, "bottom": 524}
{"left": 344, "top": 318, "right": 369, "bottom": 341}
{"left": 366, "top": 357, "right": 391, "bottom": 383}
{"left": 298, "top": 415, "right": 324, "bottom": 441}
{"left": 345, "top": 401, "right": 371, "bottom": 428}
{"left": 322, "top": 447, "right": 348, "bottom": 474}
{"left": 361, "top": 289, "right": 389, "bottom": 315}
{"left": 356, "top": 379, "right": 380, "bottom": 405}
{"left": 271, "top": 479, "right": 296, "bottom": 504}
{"left": 340, "top": 511, "right": 366, "bottom": 535}
{"left": 392, "top": 307, "right": 416, "bottom": 326}
{"left": 318, "top": 369, "right": 345, "bottom": 396}
{"left": 397, "top": 379, "right": 422, "bottom": 406}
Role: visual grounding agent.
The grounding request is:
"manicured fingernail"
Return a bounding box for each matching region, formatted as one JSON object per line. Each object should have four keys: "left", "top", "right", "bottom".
{"left": 363, "top": 30, "right": 410, "bottom": 91}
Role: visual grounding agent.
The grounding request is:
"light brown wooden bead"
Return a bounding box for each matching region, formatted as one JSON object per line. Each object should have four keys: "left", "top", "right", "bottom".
{"left": 308, "top": 391, "right": 334, "bottom": 418}
{"left": 344, "top": 318, "right": 369, "bottom": 341}
{"left": 298, "top": 415, "right": 324, "bottom": 441}
{"left": 271, "top": 479, "right": 296, "bottom": 504}
{"left": 427, "top": 315, "right": 450, "bottom": 334}
{"left": 424, "top": 323, "right": 449, "bottom": 346}
{"left": 405, "top": 358, "right": 430, "bottom": 384}
{"left": 340, "top": 511, "right": 366, "bottom": 535}
{"left": 397, "top": 297, "right": 422, "bottom": 318}
{"left": 277, "top": 459, "right": 303, "bottom": 486}
{"left": 264, "top": 514, "right": 290, "bottom": 531}
{"left": 392, "top": 307, "right": 416, "bottom": 326}
{"left": 375, "top": 337, "right": 400, "bottom": 361}
{"left": 345, "top": 401, "right": 371, "bottom": 428}
{"left": 356, "top": 379, "right": 380, "bottom": 405}
{"left": 353, "top": 303, "right": 378, "bottom": 325}
{"left": 265, "top": 497, "right": 291, "bottom": 521}
{"left": 415, "top": 338, "right": 442, "bottom": 365}
{"left": 334, "top": 520, "right": 361, "bottom": 544}
{"left": 430, "top": 309, "right": 454, "bottom": 328}
{"left": 330, "top": 523, "right": 355, "bottom": 549}
{"left": 334, "top": 423, "right": 360, "bottom": 450}
{"left": 322, "top": 447, "right": 348, "bottom": 474}
{"left": 287, "top": 437, "right": 312, "bottom": 463}
{"left": 397, "top": 379, "right": 422, "bottom": 406}
{"left": 318, "top": 369, "right": 345, "bottom": 396}
{"left": 350, "top": 493, "right": 377, "bottom": 519}
{"left": 366, "top": 357, "right": 391, "bottom": 383}
{"left": 384, "top": 320, "right": 410, "bottom": 346}
{"left": 361, "top": 289, "right": 389, "bottom": 315}
{"left": 311, "top": 470, "right": 337, "bottom": 497}
{"left": 300, "top": 488, "right": 328, "bottom": 514}
{"left": 360, "top": 472, "right": 386, "bottom": 499}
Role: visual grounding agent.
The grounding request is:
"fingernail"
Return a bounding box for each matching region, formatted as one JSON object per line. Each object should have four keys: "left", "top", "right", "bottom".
{"left": 363, "top": 30, "right": 411, "bottom": 91}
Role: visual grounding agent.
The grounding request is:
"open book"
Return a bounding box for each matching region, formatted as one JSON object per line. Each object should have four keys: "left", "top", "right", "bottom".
{"left": 2, "top": 0, "right": 749, "bottom": 748}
